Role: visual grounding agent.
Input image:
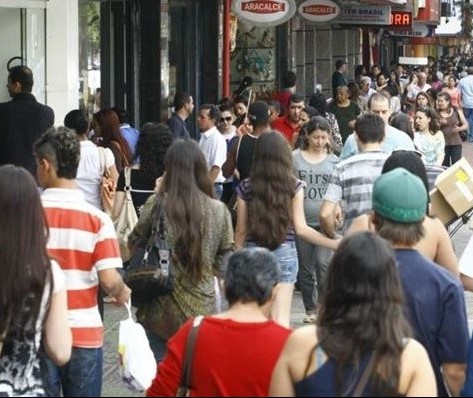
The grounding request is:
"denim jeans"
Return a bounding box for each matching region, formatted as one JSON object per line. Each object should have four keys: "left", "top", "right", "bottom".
{"left": 295, "top": 235, "right": 333, "bottom": 313}
{"left": 443, "top": 145, "right": 462, "bottom": 167}
{"left": 214, "top": 183, "right": 223, "bottom": 200}
{"left": 247, "top": 241, "right": 299, "bottom": 283}
{"left": 43, "top": 347, "right": 103, "bottom": 397}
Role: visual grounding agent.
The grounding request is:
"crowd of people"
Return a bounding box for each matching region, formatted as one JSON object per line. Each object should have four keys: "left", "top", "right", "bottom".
{"left": 1, "top": 57, "right": 473, "bottom": 398}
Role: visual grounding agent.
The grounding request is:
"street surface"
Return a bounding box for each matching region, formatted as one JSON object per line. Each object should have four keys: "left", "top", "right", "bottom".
{"left": 101, "top": 142, "right": 473, "bottom": 397}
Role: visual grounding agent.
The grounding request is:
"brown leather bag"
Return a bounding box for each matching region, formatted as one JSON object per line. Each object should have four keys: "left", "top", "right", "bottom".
{"left": 99, "top": 147, "right": 116, "bottom": 214}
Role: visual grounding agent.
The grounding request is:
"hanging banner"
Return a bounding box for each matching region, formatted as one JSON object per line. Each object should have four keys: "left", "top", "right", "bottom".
{"left": 298, "top": 0, "right": 340, "bottom": 23}
{"left": 232, "top": 0, "right": 297, "bottom": 27}
{"left": 338, "top": 4, "right": 391, "bottom": 25}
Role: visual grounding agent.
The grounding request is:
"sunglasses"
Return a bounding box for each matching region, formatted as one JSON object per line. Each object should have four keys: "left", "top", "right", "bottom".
{"left": 220, "top": 116, "right": 232, "bottom": 123}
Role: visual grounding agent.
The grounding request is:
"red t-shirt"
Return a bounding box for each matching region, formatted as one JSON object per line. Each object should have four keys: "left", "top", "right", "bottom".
{"left": 146, "top": 317, "right": 291, "bottom": 397}
{"left": 272, "top": 116, "right": 300, "bottom": 143}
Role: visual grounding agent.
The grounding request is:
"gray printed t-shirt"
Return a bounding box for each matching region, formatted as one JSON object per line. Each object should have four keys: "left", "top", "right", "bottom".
{"left": 292, "top": 150, "right": 339, "bottom": 227}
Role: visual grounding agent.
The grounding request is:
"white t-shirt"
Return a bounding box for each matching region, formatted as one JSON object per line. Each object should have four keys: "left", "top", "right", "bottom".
{"left": 76, "top": 141, "right": 115, "bottom": 209}
{"left": 199, "top": 126, "right": 227, "bottom": 183}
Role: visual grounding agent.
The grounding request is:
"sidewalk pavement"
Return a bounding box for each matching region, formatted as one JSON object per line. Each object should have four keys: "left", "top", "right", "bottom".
{"left": 101, "top": 142, "right": 473, "bottom": 397}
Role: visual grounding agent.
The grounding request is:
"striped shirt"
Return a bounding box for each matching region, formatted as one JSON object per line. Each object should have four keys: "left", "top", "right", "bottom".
{"left": 42, "top": 188, "right": 122, "bottom": 348}
{"left": 324, "top": 151, "right": 389, "bottom": 232}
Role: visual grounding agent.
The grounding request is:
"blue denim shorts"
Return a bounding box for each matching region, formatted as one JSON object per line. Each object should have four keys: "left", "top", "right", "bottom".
{"left": 247, "top": 241, "right": 299, "bottom": 283}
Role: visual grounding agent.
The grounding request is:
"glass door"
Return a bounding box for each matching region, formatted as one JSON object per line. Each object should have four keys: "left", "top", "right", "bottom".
{"left": 0, "top": 2, "right": 46, "bottom": 103}
{"left": 0, "top": 7, "right": 23, "bottom": 103}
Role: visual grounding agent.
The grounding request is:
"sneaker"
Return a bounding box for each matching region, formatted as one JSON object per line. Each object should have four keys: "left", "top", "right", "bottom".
{"left": 302, "top": 313, "right": 317, "bottom": 324}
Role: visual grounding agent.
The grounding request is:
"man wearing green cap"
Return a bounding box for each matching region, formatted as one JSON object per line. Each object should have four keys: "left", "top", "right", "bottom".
{"left": 371, "top": 168, "right": 469, "bottom": 397}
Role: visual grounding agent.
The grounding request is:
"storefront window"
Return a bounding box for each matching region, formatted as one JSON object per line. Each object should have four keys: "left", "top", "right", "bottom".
{"left": 78, "top": 0, "right": 101, "bottom": 118}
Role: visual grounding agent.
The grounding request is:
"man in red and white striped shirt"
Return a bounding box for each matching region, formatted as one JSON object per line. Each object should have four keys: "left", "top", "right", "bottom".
{"left": 35, "top": 126, "right": 131, "bottom": 397}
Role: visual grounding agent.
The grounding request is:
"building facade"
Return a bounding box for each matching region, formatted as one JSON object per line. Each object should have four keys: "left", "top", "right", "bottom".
{"left": 0, "top": 0, "right": 451, "bottom": 134}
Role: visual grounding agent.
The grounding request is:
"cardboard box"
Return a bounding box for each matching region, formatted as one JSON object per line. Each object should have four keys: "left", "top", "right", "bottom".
{"left": 435, "top": 158, "right": 473, "bottom": 217}
{"left": 429, "top": 188, "right": 457, "bottom": 226}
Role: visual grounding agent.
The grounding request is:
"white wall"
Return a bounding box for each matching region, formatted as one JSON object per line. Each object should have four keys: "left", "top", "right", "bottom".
{"left": 46, "top": 0, "right": 79, "bottom": 125}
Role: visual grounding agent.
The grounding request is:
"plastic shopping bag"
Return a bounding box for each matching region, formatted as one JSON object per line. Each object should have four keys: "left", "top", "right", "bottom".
{"left": 118, "top": 300, "right": 157, "bottom": 392}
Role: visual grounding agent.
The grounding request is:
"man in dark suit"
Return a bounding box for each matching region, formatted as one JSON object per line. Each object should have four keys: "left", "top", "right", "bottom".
{"left": 0, "top": 65, "right": 54, "bottom": 175}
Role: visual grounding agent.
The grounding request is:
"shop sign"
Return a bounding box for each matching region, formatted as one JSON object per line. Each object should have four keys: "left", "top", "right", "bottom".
{"left": 388, "top": 23, "right": 430, "bottom": 37}
{"left": 390, "top": 11, "right": 412, "bottom": 28}
{"left": 338, "top": 5, "right": 391, "bottom": 25}
{"left": 298, "top": 0, "right": 340, "bottom": 23}
{"left": 233, "top": 0, "right": 297, "bottom": 27}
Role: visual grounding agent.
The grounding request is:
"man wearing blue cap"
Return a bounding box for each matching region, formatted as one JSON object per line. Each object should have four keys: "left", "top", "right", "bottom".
{"left": 371, "top": 168, "right": 468, "bottom": 397}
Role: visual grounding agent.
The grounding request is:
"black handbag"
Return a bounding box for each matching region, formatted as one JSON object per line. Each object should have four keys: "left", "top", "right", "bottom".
{"left": 125, "top": 202, "right": 173, "bottom": 307}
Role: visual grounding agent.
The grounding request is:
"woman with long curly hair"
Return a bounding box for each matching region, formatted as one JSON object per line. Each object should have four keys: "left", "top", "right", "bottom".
{"left": 96, "top": 108, "right": 133, "bottom": 173}
{"left": 269, "top": 231, "right": 436, "bottom": 397}
{"left": 235, "top": 131, "right": 338, "bottom": 328}
{"left": 128, "top": 139, "right": 234, "bottom": 362}
{"left": 0, "top": 165, "right": 71, "bottom": 396}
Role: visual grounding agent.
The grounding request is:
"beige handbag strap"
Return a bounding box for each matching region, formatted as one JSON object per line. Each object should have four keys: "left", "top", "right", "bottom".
{"left": 124, "top": 166, "right": 132, "bottom": 189}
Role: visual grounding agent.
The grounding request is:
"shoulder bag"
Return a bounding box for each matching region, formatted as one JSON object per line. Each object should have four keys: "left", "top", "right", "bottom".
{"left": 176, "top": 316, "right": 204, "bottom": 397}
{"left": 99, "top": 147, "right": 116, "bottom": 214}
{"left": 124, "top": 199, "right": 174, "bottom": 307}
{"left": 453, "top": 107, "right": 468, "bottom": 142}
{"left": 113, "top": 167, "right": 139, "bottom": 262}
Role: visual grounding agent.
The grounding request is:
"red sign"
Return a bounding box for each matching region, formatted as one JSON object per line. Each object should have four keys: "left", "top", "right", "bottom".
{"left": 241, "top": 1, "right": 286, "bottom": 13}
{"left": 298, "top": 0, "right": 340, "bottom": 23}
{"left": 390, "top": 11, "right": 412, "bottom": 28}
{"left": 303, "top": 5, "right": 336, "bottom": 15}
{"left": 233, "top": 0, "right": 296, "bottom": 26}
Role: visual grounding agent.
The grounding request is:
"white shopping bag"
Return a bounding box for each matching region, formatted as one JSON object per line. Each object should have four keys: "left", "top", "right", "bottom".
{"left": 459, "top": 235, "right": 473, "bottom": 278}
{"left": 118, "top": 300, "right": 157, "bottom": 392}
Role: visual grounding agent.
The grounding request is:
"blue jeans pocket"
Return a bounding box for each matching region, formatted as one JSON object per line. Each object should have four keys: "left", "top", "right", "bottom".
{"left": 65, "top": 347, "right": 102, "bottom": 396}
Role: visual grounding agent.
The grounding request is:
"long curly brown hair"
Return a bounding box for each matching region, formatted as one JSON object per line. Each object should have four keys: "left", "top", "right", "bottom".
{"left": 160, "top": 139, "right": 214, "bottom": 282}
{"left": 248, "top": 131, "right": 296, "bottom": 250}
{"left": 317, "top": 231, "right": 411, "bottom": 396}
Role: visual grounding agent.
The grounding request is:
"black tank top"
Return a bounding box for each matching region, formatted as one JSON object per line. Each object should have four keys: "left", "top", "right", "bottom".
{"left": 236, "top": 135, "right": 257, "bottom": 181}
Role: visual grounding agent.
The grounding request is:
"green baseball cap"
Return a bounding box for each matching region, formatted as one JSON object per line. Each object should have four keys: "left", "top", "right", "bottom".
{"left": 372, "top": 168, "right": 428, "bottom": 223}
